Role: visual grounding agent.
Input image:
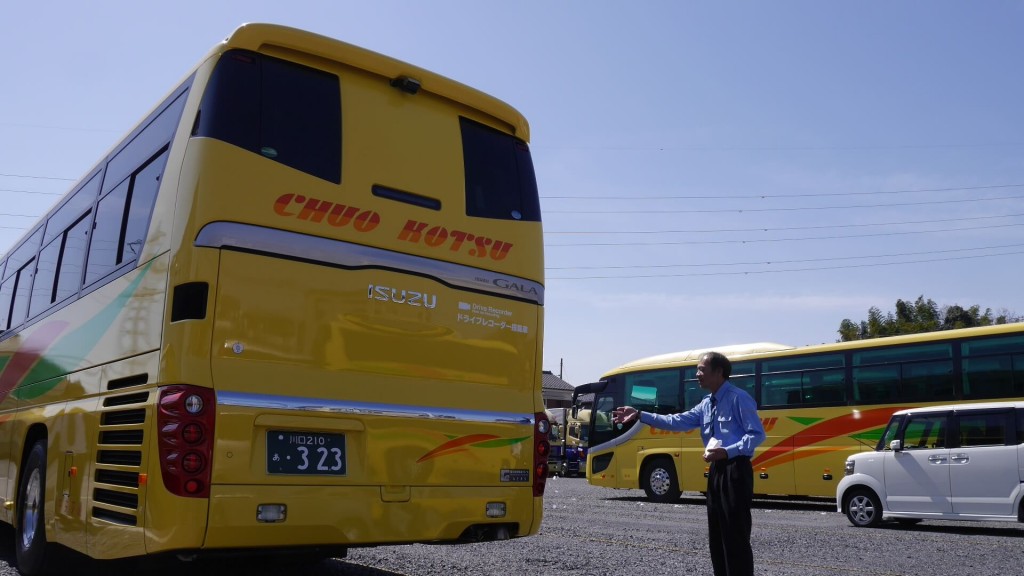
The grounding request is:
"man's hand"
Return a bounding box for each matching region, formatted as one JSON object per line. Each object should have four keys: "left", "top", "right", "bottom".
{"left": 612, "top": 406, "right": 638, "bottom": 425}
{"left": 703, "top": 447, "right": 728, "bottom": 463}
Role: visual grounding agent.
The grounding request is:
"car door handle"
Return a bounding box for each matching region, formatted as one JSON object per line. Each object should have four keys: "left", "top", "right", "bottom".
{"left": 950, "top": 453, "right": 969, "bottom": 463}
{"left": 928, "top": 455, "right": 947, "bottom": 463}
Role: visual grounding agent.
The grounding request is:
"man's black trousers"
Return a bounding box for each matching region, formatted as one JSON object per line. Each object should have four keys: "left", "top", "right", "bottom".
{"left": 706, "top": 456, "right": 754, "bottom": 576}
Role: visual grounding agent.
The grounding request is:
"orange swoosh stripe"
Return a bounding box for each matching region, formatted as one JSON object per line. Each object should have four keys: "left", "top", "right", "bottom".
{"left": 416, "top": 434, "right": 499, "bottom": 463}
{"left": 751, "top": 407, "right": 908, "bottom": 469}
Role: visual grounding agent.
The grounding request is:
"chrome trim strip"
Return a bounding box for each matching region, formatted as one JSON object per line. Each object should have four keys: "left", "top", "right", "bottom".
{"left": 194, "top": 221, "right": 544, "bottom": 304}
{"left": 218, "top": 391, "right": 534, "bottom": 425}
{"left": 588, "top": 422, "right": 647, "bottom": 455}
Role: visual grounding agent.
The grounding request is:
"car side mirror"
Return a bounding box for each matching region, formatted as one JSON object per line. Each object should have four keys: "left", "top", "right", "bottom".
{"left": 889, "top": 439, "right": 902, "bottom": 451}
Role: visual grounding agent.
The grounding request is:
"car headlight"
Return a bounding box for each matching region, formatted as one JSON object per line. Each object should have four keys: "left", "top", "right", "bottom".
{"left": 844, "top": 459, "right": 855, "bottom": 475}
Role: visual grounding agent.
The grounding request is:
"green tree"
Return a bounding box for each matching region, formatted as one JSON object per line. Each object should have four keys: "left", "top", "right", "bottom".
{"left": 837, "top": 296, "right": 1021, "bottom": 341}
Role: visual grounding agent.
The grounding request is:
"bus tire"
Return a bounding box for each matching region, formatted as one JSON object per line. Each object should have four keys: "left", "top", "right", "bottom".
{"left": 844, "top": 488, "right": 883, "bottom": 528}
{"left": 641, "top": 457, "right": 680, "bottom": 503}
{"left": 16, "top": 440, "right": 60, "bottom": 576}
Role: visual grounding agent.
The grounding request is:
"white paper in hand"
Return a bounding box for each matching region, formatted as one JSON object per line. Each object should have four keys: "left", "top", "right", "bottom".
{"left": 704, "top": 437, "right": 722, "bottom": 459}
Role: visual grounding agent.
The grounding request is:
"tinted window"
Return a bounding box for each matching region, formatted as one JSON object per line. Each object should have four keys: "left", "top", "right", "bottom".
{"left": 122, "top": 150, "right": 167, "bottom": 260}
{"left": 30, "top": 238, "right": 60, "bottom": 316}
{"left": 194, "top": 49, "right": 341, "bottom": 183}
{"left": 957, "top": 411, "right": 1011, "bottom": 447}
{"left": 852, "top": 343, "right": 954, "bottom": 404}
{"left": 761, "top": 354, "right": 846, "bottom": 406}
{"left": 853, "top": 365, "right": 898, "bottom": 404}
{"left": 3, "top": 229, "right": 42, "bottom": 283}
{"left": 854, "top": 342, "right": 951, "bottom": 364}
{"left": 104, "top": 92, "right": 187, "bottom": 195}
{"left": 901, "top": 360, "right": 954, "bottom": 402}
{"left": 86, "top": 180, "right": 130, "bottom": 285}
{"left": 730, "top": 361, "right": 756, "bottom": 400}
{"left": 763, "top": 354, "right": 844, "bottom": 372}
{"left": 962, "top": 335, "right": 1024, "bottom": 399}
{"left": 461, "top": 117, "right": 540, "bottom": 222}
{"left": 901, "top": 414, "right": 947, "bottom": 450}
{"left": 44, "top": 173, "right": 99, "bottom": 244}
{"left": 0, "top": 276, "right": 14, "bottom": 332}
{"left": 878, "top": 416, "right": 902, "bottom": 450}
{"left": 85, "top": 149, "right": 169, "bottom": 286}
{"left": 682, "top": 367, "right": 702, "bottom": 410}
{"left": 625, "top": 370, "right": 680, "bottom": 415}
{"left": 56, "top": 214, "right": 90, "bottom": 302}
{"left": 9, "top": 259, "right": 34, "bottom": 329}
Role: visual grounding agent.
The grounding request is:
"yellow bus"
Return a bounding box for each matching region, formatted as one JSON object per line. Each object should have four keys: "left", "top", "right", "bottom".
{"left": 0, "top": 23, "right": 547, "bottom": 574}
{"left": 572, "top": 324, "right": 1024, "bottom": 502}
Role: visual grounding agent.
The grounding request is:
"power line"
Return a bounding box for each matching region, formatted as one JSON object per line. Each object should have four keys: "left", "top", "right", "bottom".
{"left": 546, "top": 212, "right": 1024, "bottom": 235}
{"left": 542, "top": 183, "right": 1024, "bottom": 200}
{"left": 548, "top": 242, "right": 1024, "bottom": 270}
{"left": 533, "top": 142, "right": 1024, "bottom": 152}
{"left": 0, "top": 188, "right": 63, "bottom": 196}
{"left": 545, "top": 194, "right": 1024, "bottom": 214}
{"left": 546, "top": 249, "right": 1024, "bottom": 280}
{"left": 0, "top": 173, "right": 75, "bottom": 181}
{"left": 546, "top": 221, "right": 1024, "bottom": 247}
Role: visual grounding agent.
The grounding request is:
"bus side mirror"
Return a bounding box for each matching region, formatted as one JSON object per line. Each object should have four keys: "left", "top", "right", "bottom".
{"left": 889, "top": 439, "right": 902, "bottom": 451}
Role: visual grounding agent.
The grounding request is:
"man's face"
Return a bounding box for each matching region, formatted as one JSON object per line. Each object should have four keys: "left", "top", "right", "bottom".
{"left": 696, "top": 359, "right": 724, "bottom": 390}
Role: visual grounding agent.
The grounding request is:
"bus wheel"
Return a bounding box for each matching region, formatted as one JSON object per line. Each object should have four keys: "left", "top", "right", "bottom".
{"left": 845, "top": 489, "right": 882, "bottom": 528}
{"left": 641, "top": 458, "right": 680, "bottom": 503}
{"left": 16, "top": 440, "right": 59, "bottom": 576}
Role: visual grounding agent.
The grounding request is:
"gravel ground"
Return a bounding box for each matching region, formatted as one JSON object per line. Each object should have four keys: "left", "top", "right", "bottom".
{"left": 0, "top": 476, "right": 1021, "bottom": 575}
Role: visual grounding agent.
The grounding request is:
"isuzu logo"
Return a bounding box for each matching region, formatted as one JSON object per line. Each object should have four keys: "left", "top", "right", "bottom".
{"left": 367, "top": 284, "right": 437, "bottom": 309}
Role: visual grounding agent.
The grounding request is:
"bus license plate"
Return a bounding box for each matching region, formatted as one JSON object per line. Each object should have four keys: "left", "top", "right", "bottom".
{"left": 267, "top": 430, "right": 347, "bottom": 475}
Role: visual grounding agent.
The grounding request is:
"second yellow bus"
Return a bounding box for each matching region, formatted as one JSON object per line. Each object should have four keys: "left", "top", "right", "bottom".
{"left": 573, "top": 324, "right": 1024, "bottom": 501}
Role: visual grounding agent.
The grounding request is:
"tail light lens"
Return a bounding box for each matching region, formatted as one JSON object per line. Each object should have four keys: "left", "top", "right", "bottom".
{"left": 157, "top": 385, "right": 216, "bottom": 498}
{"left": 534, "top": 411, "right": 550, "bottom": 497}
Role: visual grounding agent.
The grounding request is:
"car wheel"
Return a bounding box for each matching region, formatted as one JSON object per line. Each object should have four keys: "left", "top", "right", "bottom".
{"left": 641, "top": 457, "right": 680, "bottom": 503}
{"left": 845, "top": 489, "right": 882, "bottom": 528}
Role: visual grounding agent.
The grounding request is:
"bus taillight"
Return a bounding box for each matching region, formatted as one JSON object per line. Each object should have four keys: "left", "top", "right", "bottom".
{"left": 157, "top": 385, "right": 216, "bottom": 498}
{"left": 534, "top": 412, "right": 550, "bottom": 496}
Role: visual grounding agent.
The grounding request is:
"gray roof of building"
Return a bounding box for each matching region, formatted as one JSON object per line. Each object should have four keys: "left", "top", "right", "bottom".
{"left": 542, "top": 370, "right": 575, "bottom": 391}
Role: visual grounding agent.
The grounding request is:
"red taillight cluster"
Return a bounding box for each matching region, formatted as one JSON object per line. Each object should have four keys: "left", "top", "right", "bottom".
{"left": 157, "top": 385, "right": 216, "bottom": 498}
{"left": 534, "top": 411, "right": 550, "bottom": 497}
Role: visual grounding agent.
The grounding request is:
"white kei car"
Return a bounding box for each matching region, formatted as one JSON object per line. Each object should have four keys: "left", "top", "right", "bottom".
{"left": 837, "top": 401, "right": 1024, "bottom": 527}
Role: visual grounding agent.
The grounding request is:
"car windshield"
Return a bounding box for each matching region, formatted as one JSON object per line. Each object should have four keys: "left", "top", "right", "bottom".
{"left": 878, "top": 415, "right": 902, "bottom": 450}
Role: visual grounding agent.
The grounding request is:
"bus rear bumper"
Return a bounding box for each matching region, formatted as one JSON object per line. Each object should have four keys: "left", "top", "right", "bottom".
{"left": 200, "top": 484, "right": 541, "bottom": 550}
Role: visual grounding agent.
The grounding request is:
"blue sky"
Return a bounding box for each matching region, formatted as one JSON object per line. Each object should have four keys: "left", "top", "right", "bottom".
{"left": 2, "top": 2, "right": 1023, "bottom": 386}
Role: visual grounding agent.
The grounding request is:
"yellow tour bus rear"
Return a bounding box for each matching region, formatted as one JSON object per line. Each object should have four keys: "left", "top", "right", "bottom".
{"left": 0, "top": 23, "right": 547, "bottom": 571}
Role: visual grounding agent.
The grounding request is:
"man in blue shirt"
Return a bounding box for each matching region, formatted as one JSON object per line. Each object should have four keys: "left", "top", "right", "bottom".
{"left": 613, "top": 351, "right": 765, "bottom": 576}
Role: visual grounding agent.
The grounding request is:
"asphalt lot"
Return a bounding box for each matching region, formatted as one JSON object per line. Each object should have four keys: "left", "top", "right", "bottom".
{"left": 0, "top": 477, "right": 1022, "bottom": 575}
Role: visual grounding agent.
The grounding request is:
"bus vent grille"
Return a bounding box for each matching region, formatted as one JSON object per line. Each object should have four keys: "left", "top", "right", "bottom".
{"left": 95, "top": 469, "right": 140, "bottom": 488}
{"left": 99, "top": 430, "right": 144, "bottom": 445}
{"left": 107, "top": 373, "right": 149, "bottom": 391}
{"left": 101, "top": 409, "right": 146, "bottom": 426}
{"left": 97, "top": 450, "right": 143, "bottom": 466}
{"left": 92, "top": 507, "right": 137, "bottom": 526}
{"left": 93, "top": 488, "right": 139, "bottom": 511}
{"left": 103, "top": 391, "right": 150, "bottom": 407}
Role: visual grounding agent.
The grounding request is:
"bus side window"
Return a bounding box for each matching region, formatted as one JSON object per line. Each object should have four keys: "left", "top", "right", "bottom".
{"left": 0, "top": 275, "right": 14, "bottom": 332}
{"left": 963, "top": 357, "right": 1015, "bottom": 400}
{"left": 85, "top": 148, "right": 170, "bottom": 287}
